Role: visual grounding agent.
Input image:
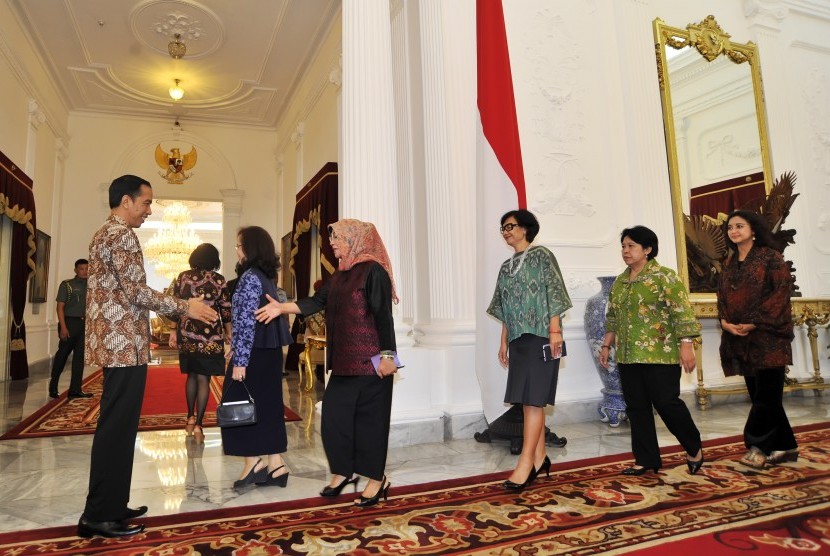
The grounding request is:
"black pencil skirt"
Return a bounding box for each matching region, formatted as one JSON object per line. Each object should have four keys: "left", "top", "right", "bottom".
{"left": 504, "top": 333, "right": 560, "bottom": 407}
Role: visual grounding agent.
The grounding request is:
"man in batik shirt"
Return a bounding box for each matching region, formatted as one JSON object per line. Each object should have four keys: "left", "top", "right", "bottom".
{"left": 78, "top": 175, "right": 218, "bottom": 539}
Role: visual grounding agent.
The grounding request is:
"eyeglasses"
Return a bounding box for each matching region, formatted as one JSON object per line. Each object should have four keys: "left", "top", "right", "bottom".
{"left": 235, "top": 244, "right": 242, "bottom": 248}
{"left": 500, "top": 223, "right": 520, "bottom": 233}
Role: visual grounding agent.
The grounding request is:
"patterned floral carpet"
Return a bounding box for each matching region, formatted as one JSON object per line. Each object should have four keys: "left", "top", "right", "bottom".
{"left": 0, "top": 366, "right": 300, "bottom": 440}
{"left": 0, "top": 423, "right": 828, "bottom": 555}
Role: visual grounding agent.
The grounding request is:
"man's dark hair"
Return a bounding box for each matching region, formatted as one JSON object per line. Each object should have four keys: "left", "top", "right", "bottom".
{"left": 620, "top": 225, "right": 659, "bottom": 260}
{"left": 109, "top": 175, "right": 150, "bottom": 209}
{"left": 500, "top": 209, "right": 541, "bottom": 242}
{"left": 189, "top": 243, "right": 221, "bottom": 271}
{"left": 237, "top": 226, "right": 279, "bottom": 279}
{"left": 74, "top": 258, "right": 88, "bottom": 268}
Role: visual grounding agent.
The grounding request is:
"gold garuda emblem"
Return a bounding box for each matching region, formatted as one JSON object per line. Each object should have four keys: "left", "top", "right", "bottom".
{"left": 155, "top": 144, "right": 197, "bottom": 184}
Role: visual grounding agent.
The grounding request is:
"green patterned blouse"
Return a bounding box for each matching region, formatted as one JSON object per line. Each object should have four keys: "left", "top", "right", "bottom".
{"left": 487, "top": 246, "right": 572, "bottom": 342}
{"left": 605, "top": 258, "right": 700, "bottom": 365}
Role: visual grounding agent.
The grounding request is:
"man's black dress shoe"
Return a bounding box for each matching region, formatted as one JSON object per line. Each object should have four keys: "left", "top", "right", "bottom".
{"left": 48, "top": 391, "right": 59, "bottom": 399}
{"left": 77, "top": 515, "right": 145, "bottom": 538}
{"left": 68, "top": 391, "right": 93, "bottom": 399}
{"left": 124, "top": 506, "right": 148, "bottom": 519}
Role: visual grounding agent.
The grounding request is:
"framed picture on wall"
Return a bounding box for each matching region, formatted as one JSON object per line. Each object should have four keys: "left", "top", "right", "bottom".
{"left": 281, "top": 232, "right": 295, "bottom": 300}
{"left": 29, "top": 229, "right": 51, "bottom": 303}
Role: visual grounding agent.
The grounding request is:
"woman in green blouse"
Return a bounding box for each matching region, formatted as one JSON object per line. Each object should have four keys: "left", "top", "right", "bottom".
{"left": 487, "top": 209, "right": 572, "bottom": 492}
{"left": 598, "top": 226, "right": 704, "bottom": 476}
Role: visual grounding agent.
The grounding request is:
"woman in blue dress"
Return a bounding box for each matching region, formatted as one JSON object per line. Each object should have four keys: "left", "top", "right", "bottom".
{"left": 222, "top": 226, "right": 292, "bottom": 489}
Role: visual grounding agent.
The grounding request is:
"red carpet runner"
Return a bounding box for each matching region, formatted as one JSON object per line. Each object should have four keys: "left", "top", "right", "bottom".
{"left": 0, "top": 365, "right": 300, "bottom": 440}
{"left": 0, "top": 423, "right": 827, "bottom": 554}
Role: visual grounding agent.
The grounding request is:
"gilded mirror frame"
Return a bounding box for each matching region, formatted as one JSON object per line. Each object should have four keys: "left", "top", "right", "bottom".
{"left": 653, "top": 16, "right": 773, "bottom": 303}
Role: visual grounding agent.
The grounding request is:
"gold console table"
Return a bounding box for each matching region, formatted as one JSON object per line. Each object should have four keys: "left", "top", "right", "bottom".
{"left": 692, "top": 298, "right": 830, "bottom": 408}
{"left": 299, "top": 335, "right": 326, "bottom": 393}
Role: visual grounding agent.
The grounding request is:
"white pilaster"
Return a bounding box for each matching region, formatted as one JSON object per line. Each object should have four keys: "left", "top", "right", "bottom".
{"left": 220, "top": 188, "right": 245, "bottom": 275}
{"left": 415, "top": 0, "right": 477, "bottom": 347}
{"left": 341, "top": 0, "right": 409, "bottom": 345}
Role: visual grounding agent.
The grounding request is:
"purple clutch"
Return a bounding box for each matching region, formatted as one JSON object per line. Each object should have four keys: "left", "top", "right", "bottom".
{"left": 370, "top": 353, "right": 404, "bottom": 376}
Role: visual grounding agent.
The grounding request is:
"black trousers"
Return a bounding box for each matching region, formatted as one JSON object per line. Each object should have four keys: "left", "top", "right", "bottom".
{"left": 321, "top": 374, "right": 393, "bottom": 481}
{"left": 49, "top": 317, "right": 86, "bottom": 394}
{"left": 743, "top": 367, "right": 797, "bottom": 454}
{"left": 83, "top": 365, "right": 147, "bottom": 522}
{"left": 619, "top": 363, "right": 701, "bottom": 469}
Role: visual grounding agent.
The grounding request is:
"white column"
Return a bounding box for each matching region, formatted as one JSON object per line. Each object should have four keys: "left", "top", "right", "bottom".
{"left": 415, "top": 0, "right": 477, "bottom": 347}
{"left": 220, "top": 189, "right": 245, "bottom": 276}
{"left": 341, "top": 0, "right": 409, "bottom": 345}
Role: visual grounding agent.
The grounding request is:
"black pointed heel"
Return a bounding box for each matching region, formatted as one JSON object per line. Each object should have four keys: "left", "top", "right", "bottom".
{"left": 621, "top": 466, "right": 659, "bottom": 476}
{"left": 687, "top": 452, "right": 704, "bottom": 475}
{"left": 257, "top": 465, "right": 290, "bottom": 487}
{"left": 233, "top": 459, "right": 268, "bottom": 488}
{"left": 767, "top": 449, "right": 799, "bottom": 464}
{"left": 536, "top": 456, "right": 552, "bottom": 479}
{"left": 355, "top": 477, "right": 390, "bottom": 507}
{"left": 320, "top": 475, "right": 359, "bottom": 497}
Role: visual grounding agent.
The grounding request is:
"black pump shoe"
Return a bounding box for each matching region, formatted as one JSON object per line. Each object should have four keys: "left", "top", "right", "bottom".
{"left": 687, "top": 451, "right": 704, "bottom": 475}
{"left": 621, "top": 466, "right": 659, "bottom": 476}
{"left": 320, "top": 475, "right": 359, "bottom": 497}
{"left": 355, "top": 477, "right": 390, "bottom": 507}
{"left": 257, "top": 465, "right": 289, "bottom": 487}
{"left": 77, "top": 515, "right": 144, "bottom": 538}
{"left": 233, "top": 460, "right": 268, "bottom": 488}
{"left": 535, "top": 456, "right": 552, "bottom": 479}
{"left": 504, "top": 467, "right": 539, "bottom": 492}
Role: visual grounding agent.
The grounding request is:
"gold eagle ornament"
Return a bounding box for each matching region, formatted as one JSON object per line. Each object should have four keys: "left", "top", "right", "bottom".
{"left": 155, "top": 144, "right": 197, "bottom": 184}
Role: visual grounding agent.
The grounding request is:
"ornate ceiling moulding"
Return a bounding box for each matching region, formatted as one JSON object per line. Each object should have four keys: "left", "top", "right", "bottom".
{"left": 129, "top": 0, "right": 224, "bottom": 58}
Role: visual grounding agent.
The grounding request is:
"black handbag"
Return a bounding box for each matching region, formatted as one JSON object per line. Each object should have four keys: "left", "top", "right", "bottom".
{"left": 216, "top": 380, "right": 257, "bottom": 427}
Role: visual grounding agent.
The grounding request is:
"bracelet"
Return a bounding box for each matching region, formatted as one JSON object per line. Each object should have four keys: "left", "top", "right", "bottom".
{"left": 380, "top": 354, "right": 396, "bottom": 361}
{"left": 600, "top": 345, "right": 611, "bottom": 350}
{"left": 680, "top": 338, "right": 694, "bottom": 344}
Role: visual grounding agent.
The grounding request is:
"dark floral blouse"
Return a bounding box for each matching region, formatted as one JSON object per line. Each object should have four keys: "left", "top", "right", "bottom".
{"left": 171, "top": 269, "right": 232, "bottom": 360}
{"left": 717, "top": 246, "right": 794, "bottom": 375}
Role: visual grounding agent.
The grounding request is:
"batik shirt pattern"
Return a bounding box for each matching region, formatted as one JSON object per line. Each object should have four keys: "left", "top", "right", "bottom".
{"left": 85, "top": 214, "right": 188, "bottom": 367}
{"left": 172, "top": 269, "right": 232, "bottom": 358}
{"left": 487, "top": 246, "right": 572, "bottom": 342}
{"left": 230, "top": 269, "right": 261, "bottom": 368}
{"left": 605, "top": 258, "right": 700, "bottom": 365}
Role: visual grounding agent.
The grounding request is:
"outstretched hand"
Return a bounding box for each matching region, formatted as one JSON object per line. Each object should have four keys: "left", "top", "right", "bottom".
{"left": 254, "top": 294, "right": 282, "bottom": 324}
{"left": 186, "top": 295, "right": 219, "bottom": 323}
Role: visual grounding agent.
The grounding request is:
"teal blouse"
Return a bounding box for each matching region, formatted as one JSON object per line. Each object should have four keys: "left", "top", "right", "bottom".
{"left": 487, "top": 246, "right": 572, "bottom": 342}
{"left": 605, "top": 258, "right": 700, "bottom": 365}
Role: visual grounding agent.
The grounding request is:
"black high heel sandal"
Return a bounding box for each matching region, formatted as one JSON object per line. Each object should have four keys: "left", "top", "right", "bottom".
{"left": 257, "top": 465, "right": 289, "bottom": 487}
{"left": 686, "top": 451, "right": 704, "bottom": 475}
{"left": 621, "top": 466, "right": 659, "bottom": 476}
{"left": 233, "top": 459, "right": 268, "bottom": 488}
{"left": 355, "top": 477, "right": 390, "bottom": 507}
{"left": 320, "top": 475, "right": 359, "bottom": 497}
{"left": 535, "top": 456, "right": 552, "bottom": 479}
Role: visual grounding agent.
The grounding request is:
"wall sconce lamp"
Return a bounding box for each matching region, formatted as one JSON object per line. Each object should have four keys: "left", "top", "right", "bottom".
{"left": 169, "top": 79, "right": 185, "bottom": 101}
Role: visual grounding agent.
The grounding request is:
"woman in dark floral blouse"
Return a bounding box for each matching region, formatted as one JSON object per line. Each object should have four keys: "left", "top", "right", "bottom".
{"left": 170, "top": 243, "right": 231, "bottom": 442}
{"left": 718, "top": 210, "right": 796, "bottom": 469}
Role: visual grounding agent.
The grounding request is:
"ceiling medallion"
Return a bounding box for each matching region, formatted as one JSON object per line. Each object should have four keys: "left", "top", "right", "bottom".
{"left": 168, "top": 33, "right": 186, "bottom": 59}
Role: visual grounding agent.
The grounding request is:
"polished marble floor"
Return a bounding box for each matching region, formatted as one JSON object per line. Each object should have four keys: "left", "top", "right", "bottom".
{"left": 0, "top": 362, "right": 828, "bottom": 533}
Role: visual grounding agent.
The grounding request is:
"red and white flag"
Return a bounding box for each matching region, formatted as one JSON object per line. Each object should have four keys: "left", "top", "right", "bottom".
{"left": 475, "top": 0, "right": 527, "bottom": 423}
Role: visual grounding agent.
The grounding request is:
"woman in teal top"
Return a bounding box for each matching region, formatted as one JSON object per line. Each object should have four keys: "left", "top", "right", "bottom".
{"left": 598, "top": 226, "right": 704, "bottom": 476}
{"left": 487, "top": 209, "right": 572, "bottom": 492}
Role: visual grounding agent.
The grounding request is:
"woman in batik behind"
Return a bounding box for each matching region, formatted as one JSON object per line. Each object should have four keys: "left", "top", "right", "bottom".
{"left": 718, "top": 210, "right": 797, "bottom": 469}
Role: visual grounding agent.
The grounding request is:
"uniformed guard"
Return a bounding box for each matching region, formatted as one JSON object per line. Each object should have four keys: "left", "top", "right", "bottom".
{"left": 48, "top": 259, "right": 92, "bottom": 399}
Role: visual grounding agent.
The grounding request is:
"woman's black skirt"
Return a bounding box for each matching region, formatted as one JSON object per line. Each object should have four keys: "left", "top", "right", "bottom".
{"left": 504, "top": 333, "right": 560, "bottom": 407}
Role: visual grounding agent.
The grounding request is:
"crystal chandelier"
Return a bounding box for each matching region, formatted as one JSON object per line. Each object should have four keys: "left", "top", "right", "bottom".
{"left": 168, "top": 33, "right": 186, "bottom": 59}
{"left": 144, "top": 202, "right": 202, "bottom": 280}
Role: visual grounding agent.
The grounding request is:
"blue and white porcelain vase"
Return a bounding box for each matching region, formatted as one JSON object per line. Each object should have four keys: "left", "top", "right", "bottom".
{"left": 583, "top": 276, "right": 627, "bottom": 427}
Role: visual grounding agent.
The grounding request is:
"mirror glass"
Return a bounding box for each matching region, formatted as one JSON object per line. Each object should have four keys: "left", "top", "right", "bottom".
{"left": 654, "top": 16, "right": 773, "bottom": 296}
